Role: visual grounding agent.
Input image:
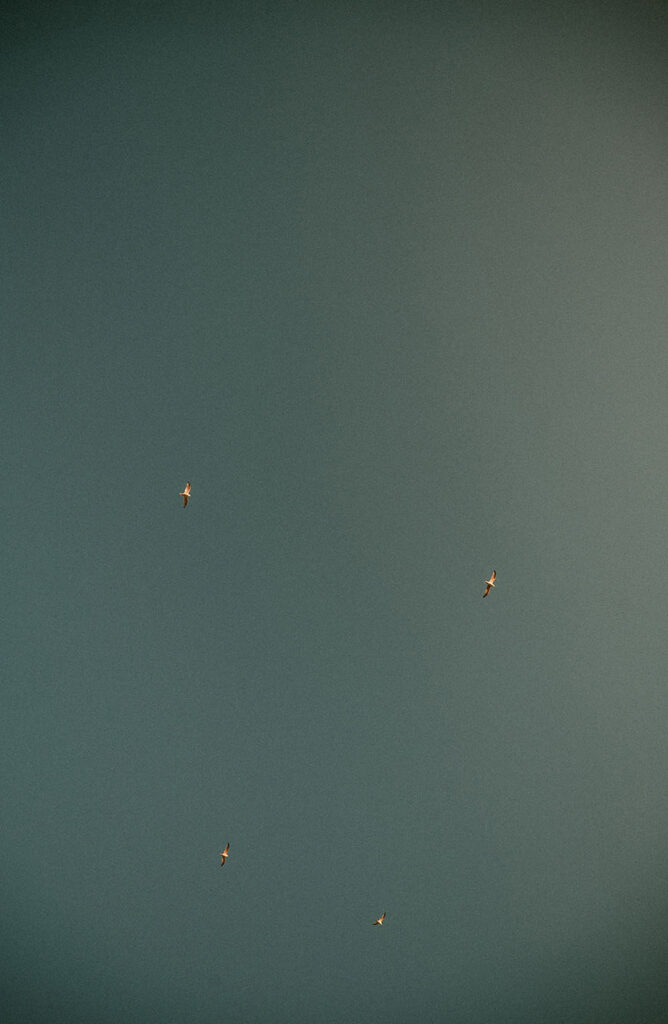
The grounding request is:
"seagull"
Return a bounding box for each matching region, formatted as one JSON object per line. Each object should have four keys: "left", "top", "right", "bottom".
{"left": 373, "top": 912, "right": 386, "bottom": 926}
{"left": 482, "top": 570, "right": 496, "bottom": 598}
{"left": 219, "top": 844, "right": 230, "bottom": 866}
{"left": 179, "top": 482, "right": 191, "bottom": 507}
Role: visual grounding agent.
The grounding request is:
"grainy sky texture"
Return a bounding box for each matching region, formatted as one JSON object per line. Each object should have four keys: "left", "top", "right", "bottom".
{"left": 2, "top": 2, "right": 668, "bottom": 1022}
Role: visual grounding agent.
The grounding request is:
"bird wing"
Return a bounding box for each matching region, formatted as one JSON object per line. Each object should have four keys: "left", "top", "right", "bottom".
{"left": 381, "top": 913, "right": 386, "bottom": 922}
{"left": 182, "top": 495, "right": 188, "bottom": 507}
{"left": 483, "top": 585, "right": 490, "bottom": 597}
{"left": 490, "top": 570, "right": 496, "bottom": 582}
{"left": 224, "top": 844, "right": 229, "bottom": 854}
{"left": 184, "top": 482, "right": 191, "bottom": 494}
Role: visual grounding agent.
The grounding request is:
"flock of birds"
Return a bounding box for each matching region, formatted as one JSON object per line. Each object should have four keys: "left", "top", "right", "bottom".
{"left": 181, "top": 482, "right": 497, "bottom": 928}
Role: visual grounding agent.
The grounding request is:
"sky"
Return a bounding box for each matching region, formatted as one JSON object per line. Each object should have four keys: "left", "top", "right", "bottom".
{"left": 2, "top": 2, "right": 668, "bottom": 1021}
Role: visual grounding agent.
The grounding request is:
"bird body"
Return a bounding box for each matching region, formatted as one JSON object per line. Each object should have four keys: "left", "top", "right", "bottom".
{"left": 179, "top": 482, "right": 191, "bottom": 507}
{"left": 482, "top": 570, "right": 496, "bottom": 598}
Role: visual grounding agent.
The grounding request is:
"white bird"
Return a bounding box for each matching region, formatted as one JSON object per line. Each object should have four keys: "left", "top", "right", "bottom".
{"left": 482, "top": 570, "right": 496, "bottom": 598}
{"left": 219, "top": 843, "right": 230, "bottom": 866}
{"left": 373, "top": 912, "right": 386, "bottom": 926}
{"left": 179, "top": 482, "right": 191, "bottom": 507}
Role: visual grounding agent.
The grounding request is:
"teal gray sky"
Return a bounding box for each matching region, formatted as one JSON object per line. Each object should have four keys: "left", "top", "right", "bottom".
{"left": 2, "top": 2, "right": 667, "bottom": 1022}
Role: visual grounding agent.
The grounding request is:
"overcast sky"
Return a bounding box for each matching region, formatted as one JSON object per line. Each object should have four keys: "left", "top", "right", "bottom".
{"left": 2, "top": 2, "right": 668, "bottom": 1022}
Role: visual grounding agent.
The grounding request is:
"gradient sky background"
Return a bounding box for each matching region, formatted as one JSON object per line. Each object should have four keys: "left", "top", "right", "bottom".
{"left": 2, "top": 2, "right": 668, "bottom": 1022}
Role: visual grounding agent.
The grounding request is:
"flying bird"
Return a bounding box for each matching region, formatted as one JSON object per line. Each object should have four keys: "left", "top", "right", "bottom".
{"left": 219, "top": 844, "right": 230, "bottom": 866}
{"left": 373, "top": 912, "right": 386, "bottom": 926}
{"left": 179, "top": 482, "right": 191, "bottom": 507}
{"left": 482, "top": 570, "right": 496, "bottom": 598}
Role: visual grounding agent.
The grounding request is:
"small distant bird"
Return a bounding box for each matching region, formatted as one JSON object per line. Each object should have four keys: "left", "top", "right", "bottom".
{"left": 482, "top": 570, "right": 496, "bottom": 598}
{"left": 219, "top": 844, "right": 230, "bottom": 866}
{"left": 179, "top": 482, "right": 191, "bottom": 507}
{"left": 373, "top": 912, "right": 386, "bottom": 926}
